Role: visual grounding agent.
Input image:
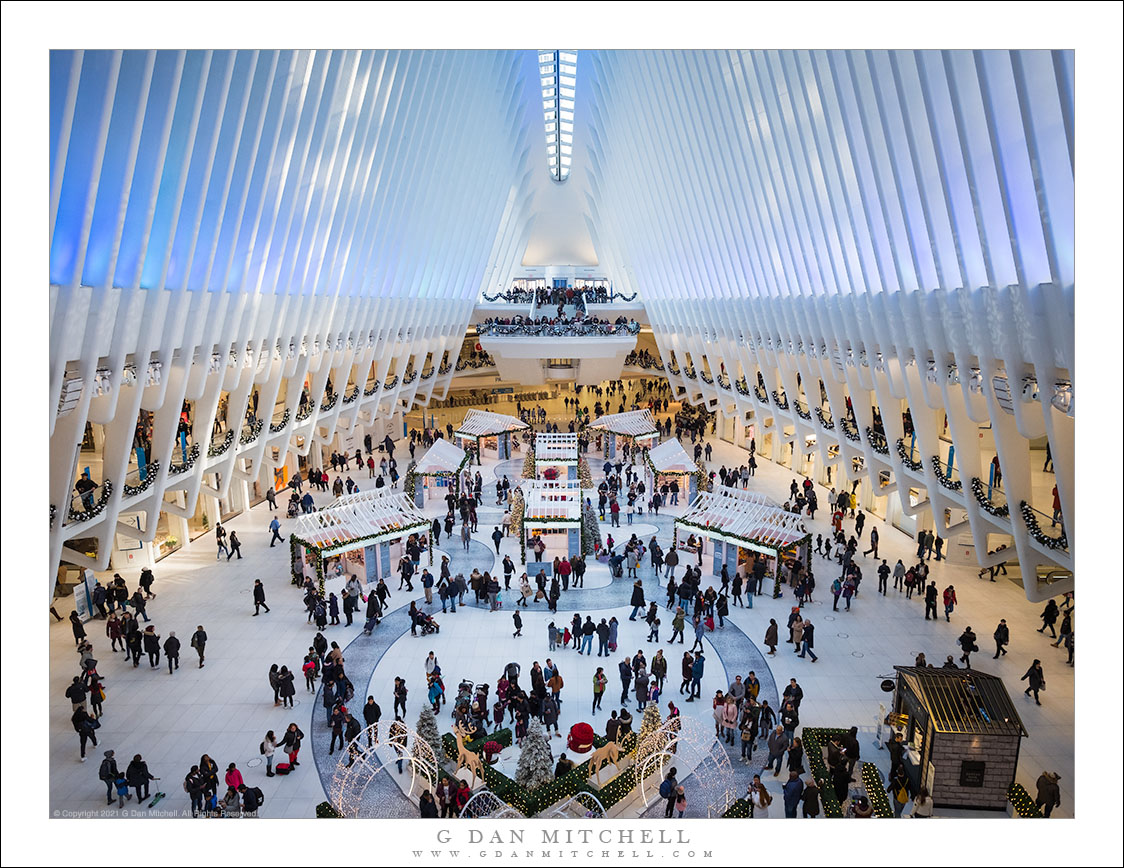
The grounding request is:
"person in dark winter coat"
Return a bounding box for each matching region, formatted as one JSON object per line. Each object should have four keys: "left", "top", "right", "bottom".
{"left": 629, "top": 580, "right": 646, "bottom": 620}
{"left": 125, "top": 754, "right": 155, "bottom": 801}
{"left": 163, "top": 632, "right": 181, "bottom": 673}
{"left": 993, "top": 619, "right": 1010, "bottom": 658}
{"left": 253, "top": 580, "right": 271, "bottom": 615}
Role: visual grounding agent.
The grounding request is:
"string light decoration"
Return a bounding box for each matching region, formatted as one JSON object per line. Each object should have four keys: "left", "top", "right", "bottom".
{"left": 815, "top": 408, "right": 835, "bottom": 429}
{"left": 168, "top": 443, "right": 201, "bottom": 475}
{"left": 545, "top": 791, "right": 606, "bottom": 819}
{"left": 1007, "top": 783, "right": 1044, "bottom": 817}
{"left": 634, "top": 714, "right": 730, "bottom": 810}
{"left": 970, "top": 477, "right": 1009, "bottom": 517}
{"left": 865, "top": 427, "right": 889, "bottom": 455}
{"left": 1018, "top": 501, "right": 1068, "bottom": 550}
{"left": 328, "top": 720, "right": 441, "bottom": 818}
{"left": 771, "top": 390, "right": 789, "bottom": 410}
{"left": 460, "top": 789, "right": 527, "bottom": 820}
{"left": 269, "top": 409, "right": 291, "bottom": 432}
{"left": 861, "top": 762, "right": 894, "bottom": 817}
{"left": 800, "top": 727, "right": 850, "bottom": 818}
{"left": 930, "top": 457, "right": 963, "bottom": 492}
{"left": 895, "top": 438, "right": 923, "bottom": 472}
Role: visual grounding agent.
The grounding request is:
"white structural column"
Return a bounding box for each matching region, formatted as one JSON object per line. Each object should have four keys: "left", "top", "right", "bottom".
{"left": 47, "top": 49, "right": 543, "bottom": 587}
{"left": 583, "top": 50, "right": 1074, "bottom": 601}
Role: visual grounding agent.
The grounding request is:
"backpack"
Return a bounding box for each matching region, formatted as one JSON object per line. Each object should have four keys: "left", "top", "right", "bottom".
{"left": 259, "top": 741, "right": 266, "bottom": 755}
{"left": 252, "top": 786, "right": 265, "bottom": 807}
{"left": 659, "top": 779, "right": 673, "bottom": 799}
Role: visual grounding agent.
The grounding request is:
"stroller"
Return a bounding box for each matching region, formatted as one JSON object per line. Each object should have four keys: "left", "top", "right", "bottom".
{"left": 417, "top": 612, "right": 440, "bottom": 635}
{"left": 454, "top": 680, "right": 474, "bottom": 717}
{"left": 287, "top": 500, "right": 300, "bottom": 518}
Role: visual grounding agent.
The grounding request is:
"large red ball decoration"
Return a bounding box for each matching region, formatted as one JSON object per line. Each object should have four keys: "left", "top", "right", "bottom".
{"left": 568, "top": 722, "right": 595, "bottom": 754}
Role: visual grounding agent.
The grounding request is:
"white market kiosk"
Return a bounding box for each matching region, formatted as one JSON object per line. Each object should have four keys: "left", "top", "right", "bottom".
{"left": 534, "top": 431, "right": 579, "bottom": 481}
{"left": 407, "top": 438, "right": 469, "bottom": 507}
{"left": 519, "top": 478, "right": 584, "bottom": 564}
{"left": 646, "top": 437, "right": 700, "bottom": 505}
{"left": 674, "top": 487, "right": 812, "bottom": 596}
{"left": 290, "top": 489, "right": 431, "bottom": 590}
{"left": 454, "top": 409, "right": 529, "bottom": 464}
{"left": 588, "top": 408, "right": 660, "bottom": 460}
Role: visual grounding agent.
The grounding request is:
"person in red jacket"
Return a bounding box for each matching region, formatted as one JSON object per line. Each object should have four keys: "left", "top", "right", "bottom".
{"left": 942, "top": 585, "right": 958, "bottom": 622}
{"left": 1051, "top": 485, "right": 1062, "bottom": 527}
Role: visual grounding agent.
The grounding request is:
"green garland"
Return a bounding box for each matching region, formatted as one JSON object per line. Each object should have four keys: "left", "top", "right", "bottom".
{"left": 800, "top": 727, "right": 849, "bottom": 818}
{"left": 315, "top": 800, "right": 341, "bottom": 818}
{"left": 862, "top": 762, "right": 894, "bottom": 817}
{"left": 1007, "top": 783, "right": 1043, "bottom": 818}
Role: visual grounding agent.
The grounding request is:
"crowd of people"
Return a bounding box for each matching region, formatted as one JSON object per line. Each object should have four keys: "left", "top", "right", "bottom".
{"left": 58, "top": 372, "right": 1070, "bottom": 821}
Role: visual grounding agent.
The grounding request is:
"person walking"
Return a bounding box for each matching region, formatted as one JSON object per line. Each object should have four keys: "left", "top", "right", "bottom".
{"left": 863, "top": 526, "right": 879, "bottom": 559}
{"left": 1038, "top": 599, "right": 1059, "bottom": 637}
{"left": 98, "top": 750, "right": 121, "bottom": 805}
{"left": 798, "top": 619, "right": 818, "bottom": 662}
{"left": 269, "top": 516, "right": 283, "bottom": 547}
{"left": 661, "top": 768, "right": 679, "bottom": 818}
{"left": 227, "top": 530, "right": 242, "bottom": 560}
{"left": 1021, "top": 659, "right": 1046, "bottom": 705}
{"left": 924, "top": 582, "right": 938, "bottom": 621}
{"left": 163, "top": 631, "right": 180, "bottom": 674}
{"left": 1034, "top": 771, "right": 1062, "bottom": 817}
{"left": 190, "top": 625, "right": 207, "bottom": 668}
{"left": 942, "top": 585, "right": 957, "bottom": 622}
{"left": 253, "top": 580, "right": 271, "bottom": 615}
{"left": 71, "top": 706, "right": 99, "bottom": 761}
{"left": 993, "top": 620, "right": 1010, "bottom": 658}
{"left": 216, "top": 523, "right": 229, "bottom": 559}
{"left": 764, "top": 619, "right": 778, "bottom": 655}
{"left": 957, "top": 626, "right": 978, "bottom": 667}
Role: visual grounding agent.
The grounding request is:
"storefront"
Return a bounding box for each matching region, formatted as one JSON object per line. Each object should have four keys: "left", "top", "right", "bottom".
{"left": 646, "top": 437, "right": 699, "bottom": 505}
{"left": 406, "top": 438, "right": 469, "bottom": 507}
{"left": 518, "top": 479, "right": 584, "bottom": 564}
{"left": 891, "top": 666, "right": 1026, "bottom": 811}
{"left": 454, "top": 409, "right": 529, "bottom": 463}
{"left": 152, "top": 491, "right": 186, "bottom": 561}
{"left": 588, "top": 409, "right": 661, "bottom": 460}
{"left": 290, "top": 489, "right": 431, "bottom": 591}
{"left": 674, "top": 487, "right": 812, "bottom": 595}
{"left": 533, "top": 432, "right": 579, "bottom": 482}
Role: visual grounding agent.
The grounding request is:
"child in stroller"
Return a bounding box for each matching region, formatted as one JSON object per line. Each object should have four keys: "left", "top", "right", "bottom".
{"left": 415, "top": 611, "right": 440, "bottom": 635}
{"left": 287, "top": 500, "right": 300, "bottom": 518}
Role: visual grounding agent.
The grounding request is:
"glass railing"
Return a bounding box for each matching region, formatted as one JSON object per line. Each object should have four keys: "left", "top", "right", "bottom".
{"left": 930, "top": 455, "right": 962, "bottom": 491}
{"left": 970, "top": 477, "right": 1009, "bottom": 517}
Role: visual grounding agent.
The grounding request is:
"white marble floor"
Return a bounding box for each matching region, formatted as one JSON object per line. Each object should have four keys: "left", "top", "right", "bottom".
{"left": 48, "top": 422, "right": 1075, "bottom": 819}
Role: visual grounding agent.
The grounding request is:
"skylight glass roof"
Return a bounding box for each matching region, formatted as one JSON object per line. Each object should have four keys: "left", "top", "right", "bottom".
{"left": 539, "top": 50, "right": 577, "bottom": 182}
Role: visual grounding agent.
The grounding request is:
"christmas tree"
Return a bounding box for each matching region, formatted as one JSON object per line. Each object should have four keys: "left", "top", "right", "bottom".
{"left": 514, "top": 719, "right": 554, "bottom": 791}
{"left": 634, "top": 704, "right": 666, "bottom": 769}
{"left": 414, "top": 705, "right": 444, "bottom": 783}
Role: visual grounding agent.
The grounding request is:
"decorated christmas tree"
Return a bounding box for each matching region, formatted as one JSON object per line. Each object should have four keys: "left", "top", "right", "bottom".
{"left": 414, "top": 705, "right": 444, "bottom": 783}
{"left": 514, "top": 719, "right": 554, "bottom": 791}
{"left": 634, "top": 704, "right": 666, "bottom": 769}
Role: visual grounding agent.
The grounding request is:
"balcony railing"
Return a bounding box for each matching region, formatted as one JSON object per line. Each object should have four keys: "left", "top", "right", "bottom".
{"left": 1018, "top": 501, "right": 1068, "bottom": 552}
{"left": 342, "top": 385, "right": 360, "bottom": 405}
{"left": 476, "top": 320, "right": 640, "bottom": 338}
{"left": 771, "top": 390, "right": 788, "bottom": 410}
{"left": 840, "top": 417, "right": 860, "bottom": 442}
{"left": 169, "top": 443, "right": 201, "bottom": 475}
{"left": 123, "top": 461, "right": 161, "bottom": 497}
{"left": 866, "top": 427, "right": 889, "bottom": 455}
{"left": 895, "top": 438, "right": 923, "bottom": 472}
{"left": 240, "top": 418, "right": 264, "bottom": 444}
{"left": 793, "top": 399, "right": 811, "bottom": 420}
{"left": 68, "top": 479, "right": 114, "bottom": 524}
{"left": 815, "top": 407, "right": 835, "bottom": 429}
{"left": 930, "top": 455, "right": 962, "bottom": 491}
{"left": 753, "top": 385, "right": 767, "bottom": 402}
{"left": 269, "top": 409, "right": 290, "bottom": 432}
{"left": 207, "top": 429, "right": 235, "bottom": 457}
{"left": 970, "top": 477, "right": 1009, "bottom": 518}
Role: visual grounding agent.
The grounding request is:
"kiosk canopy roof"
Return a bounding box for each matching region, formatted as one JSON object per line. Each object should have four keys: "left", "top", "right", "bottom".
{"left": 588, "top": 409, "right": 660, "bottom": 438}
{"left": 455, "top": 409, "right": 529, "bottom": 438}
